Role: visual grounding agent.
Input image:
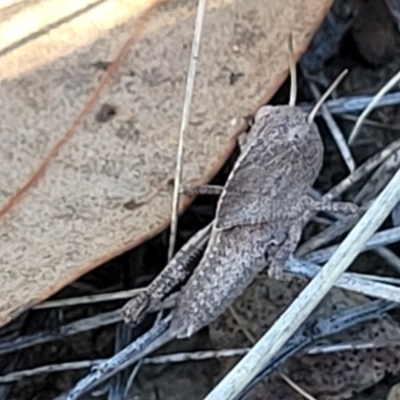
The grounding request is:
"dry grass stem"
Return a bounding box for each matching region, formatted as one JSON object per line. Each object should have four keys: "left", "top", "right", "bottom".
{"left": 301, "top": 90, "right": 400, "bottom": 115}
{"left": 288, "top": 33, "right": 297, "bottom": 107}
{"left": 168, "top": 0, "right": 208, "bottom": 260}
{"left": 308, "top": 80, "right": 355, "bottom": 172}
{"left": 34, "top": 288, "right": 145, "bottom": 309}
{"left": 303, "top": 226, "right": 400, "bottom": 264}
{"left": 287, "top": 257, "right": 400, "bottom": 302}
{"left": 307, "top": 69, "right": 348, "bottom": 123}
{"left": 349, "top": 69, "right": 400, "bottom": 144}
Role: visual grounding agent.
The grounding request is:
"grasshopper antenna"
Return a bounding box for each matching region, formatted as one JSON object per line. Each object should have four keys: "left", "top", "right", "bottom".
{"left": 307, "top": 69, "right": 348, "bottom": 124}
{"left": 348, "top": 69, "right": 400, "bottom": 144}
{"left": 288, "top": 33, "right": 297, "bottom": 107}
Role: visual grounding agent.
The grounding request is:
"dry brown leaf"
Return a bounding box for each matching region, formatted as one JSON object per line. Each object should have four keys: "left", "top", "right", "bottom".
{"left": 0, "top": 0, "right": 333, "bottom": 327}
{"left": 210, "top": 273, "right": 400, "bottom": 400}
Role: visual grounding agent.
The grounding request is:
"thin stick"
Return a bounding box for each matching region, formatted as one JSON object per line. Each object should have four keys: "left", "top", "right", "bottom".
{"left": 280, "top": 373, "right": 317, "bottom": 400}
{"left": 299, "top": 91, "right": 400, "bottom": 115}
{"left": 287, "top": 257, "right": 400, "bottom": 302}
{"left": 302, "top": 226, "right": 400, "bottom": 264}
{"left": 349, "top": 69, "right": 400, "bottom": 144}
{"left": 123, "top": 361, "right": 143, "bottom": 399}
{"left": 288, "top": 33, "right": 297, "bottom": 107}
{"left": 34, "top": 288, "right": 145, "bottom": 309}
{"left": 0, "top": 310, "right": 122, "bottom": 356}
{"left": 308, "top": 80, "right": 355, "bottom": 172}
{"left": 168, "top": 0, "right": 208, "bottom": 261}
{"left": 354, "top": 148, "right": 400, "bottom": 203}
{"left": 3, "top": 336, "right": 399, "bottom": 384}
{"left": 373, "top": 247, "right": 400, "bottom": 274}
{"left": 327, "top": 138, "right": 400, "bottom": 199}
{"left": 204, "top": 167, "right": 400, "bottom": 400}
{"left": 108, "top": 323, "right": 132, "bottom": 400}
{"left": 296, "top": 215, "right": 360, "bottom": 257}
{"left": 308, "top": 338, "right": 400, "bottom": 354}
{"left": 338, "top": 114, "right": 400, "bottom": 131}
{"left": 307, "top": 69, "right": 348, "bottom": 124}
{"left": 228, "top": 306, "right": 256, "bottom": 343}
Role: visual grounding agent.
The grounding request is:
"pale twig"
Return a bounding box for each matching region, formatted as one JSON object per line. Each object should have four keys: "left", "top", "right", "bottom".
{"left": 393, "top": 202, "right": 400, "bottom": 226}
{"left": 308, "top": 80, "right": 355, "bottom": 172}
{"left": 288, "top": 33, "right": 297, "bottom": 107}
{"left": 228, "top": 306, "right": 256, "bottom": 343}
{"left": 34, "top": 288, "right": 145, "bottom": 309}
{"left": 123, "top": 361, "right": 143, "bottom": 399}
{"left": 296, "top": 214, "right": 360, "bottom": 257}
{"left": 299, "top": 91, "right": 400, "bottom": 115}
{"left": 0, "top": 361, "right": 105, "bottom": 383}
{"left": 310, "top": 216, "right": 332, "bottom": 225}
{"left": 168, "top": 0, "right": 208, "bottom": 261}
{"left": 374, "top": 247, "right": 400, "bottom": 274}
{"left": 0, "top": 310, "right": 122, "bottom": 356}
{"left": 327, "top": 138, "right": 400, "bottom": 199}
{"left": 338, "top": 113, "right": 400, "bottom": 131}
{"left": 108, "top": 323, "right": 132, "bottom": 400}
{"left": 353, "top": 273, "right": 400, "bottom": 285}
{"left": 280, "top": 373, "right": 317, "bottom": 400}
{"left": 0, "top": 352, "right": 20, "bottom": 399}
{"left": 349, "top": 69, "right": 400, "bottom": 144}
{"left": 307, "top": 70, "right": 348, "bottom": 124}
{"left": 4, "top": 336, "right": 400, "bottom": 385}
{"left": 180, "top": 184, "right": 223, "bottom": 196}
{"left": 204, "top": 166, "right": 400, "bottom": 400}
{"left": 0, "top": 338, "right": 395, "bottom": 385}
{"left": 354, "top": 148, "right": 400, "bottom": 203}
{"left": 124, "top": 310, "right": 163, "bottom": 397}
{"left": 307, "top": 338, "right": 400, "bottom": 354}
{"left": 287, "top": 258, "right": 400, "bottom": 302}
{"left": 0, "top": 351, "right": 247, "bottom": 384}
{"left": 144, "top": 348, "right": 246, "bottom": 363}
{"left": 302, "top": 226, "right": 400, "bottom": 264}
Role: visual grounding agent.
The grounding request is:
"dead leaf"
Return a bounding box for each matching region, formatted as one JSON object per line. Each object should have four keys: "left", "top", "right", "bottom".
{"left": 0, "top": 0, "right": 333, "bottom": 327}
